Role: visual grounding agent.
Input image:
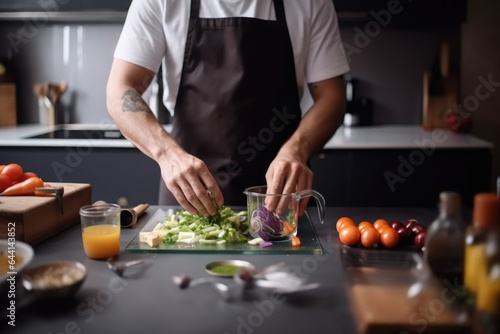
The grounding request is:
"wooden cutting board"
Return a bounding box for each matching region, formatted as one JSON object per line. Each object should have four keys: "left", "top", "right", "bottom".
{"left": 0, "top": 183, "right": 91, "bottom": 245}
{"left": 346, "top": 267, "right": 472, "bottom": 334}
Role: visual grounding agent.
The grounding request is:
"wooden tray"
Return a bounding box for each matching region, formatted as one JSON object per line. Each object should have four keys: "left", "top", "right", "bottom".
{"left": 0, "top": 183, "right": 92, "bottom": 245}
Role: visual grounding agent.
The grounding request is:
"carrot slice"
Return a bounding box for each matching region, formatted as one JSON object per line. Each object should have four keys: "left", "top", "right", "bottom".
{"left": 291, "top": 236, "right": 301, "bottom": 247}
{"left": 283, "top": 221, "right": 295, "bottom": 235}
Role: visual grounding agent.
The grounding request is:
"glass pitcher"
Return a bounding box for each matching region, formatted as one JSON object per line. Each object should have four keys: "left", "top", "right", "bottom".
{"left": 243, "top": 186, "right": 325, "bottom": 242}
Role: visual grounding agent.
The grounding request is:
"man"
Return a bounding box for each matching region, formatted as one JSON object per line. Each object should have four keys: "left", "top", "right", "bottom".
{"left": 106, "top": 0, "right": 349, "bottom": 217}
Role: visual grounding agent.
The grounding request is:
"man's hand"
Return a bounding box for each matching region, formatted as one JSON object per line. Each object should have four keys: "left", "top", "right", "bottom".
{"left": 265, "top": 148, "right": 313, "bottom": 215}
{"left": 264, "top": 75, "right": 346, "bottom": 216}
{"left": 159, "top": 148, "right": 223, "bottom": 217}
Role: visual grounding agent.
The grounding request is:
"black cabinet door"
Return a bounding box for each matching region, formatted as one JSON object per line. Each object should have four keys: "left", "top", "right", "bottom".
{"left": 310, "top": 148, "right": 491, "bottom": 208}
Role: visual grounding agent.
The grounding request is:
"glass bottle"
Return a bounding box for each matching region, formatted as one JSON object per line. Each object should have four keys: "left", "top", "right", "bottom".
{"left": 424, "top": 191, "right": 466, "bottom": 284}
{"left": 464, "top": 193, "right": 500, "bottom": 297}
{"left": 475, "top": 228, "right": 500, "bottom": 333}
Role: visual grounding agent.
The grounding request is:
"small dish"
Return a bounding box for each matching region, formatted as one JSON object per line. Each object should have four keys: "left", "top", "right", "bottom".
{"left": 0, "top": 240, "right": 34, "bottom": 291}
{"left": 21, "top": 261, "right": 87, "bottom": 301}
{"left": 205, "top": 260, "right": 255, "bottom": 277}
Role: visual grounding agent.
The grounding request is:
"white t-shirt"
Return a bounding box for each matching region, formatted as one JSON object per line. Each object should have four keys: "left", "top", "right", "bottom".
{"left": 114, "top": 0, "right": 350, "bottom": 114}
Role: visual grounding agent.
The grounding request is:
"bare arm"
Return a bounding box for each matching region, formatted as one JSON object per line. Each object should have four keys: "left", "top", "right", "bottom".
{"left": 106, "top": 58, "right": 222, "bottom": 215}
{"left": 265, "top": 75, "right": 346, "bottom": 213}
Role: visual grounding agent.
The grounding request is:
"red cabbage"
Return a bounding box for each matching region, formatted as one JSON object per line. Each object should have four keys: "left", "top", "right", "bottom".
{"left": 249, "top": 205, "right": 287, "bottom": 241}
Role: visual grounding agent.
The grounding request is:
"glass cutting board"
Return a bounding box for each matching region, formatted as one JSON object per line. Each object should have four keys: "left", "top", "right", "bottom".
{"left": 125, "top": 208, "right": 323, "bottom": 255}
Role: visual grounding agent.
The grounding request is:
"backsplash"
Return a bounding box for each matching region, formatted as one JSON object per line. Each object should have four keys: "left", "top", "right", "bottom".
{"left": 0, "top": 21, "right": 460, "bottom": 126}
{"left": 0, "top": 23, "right": 123, "bottom": 125}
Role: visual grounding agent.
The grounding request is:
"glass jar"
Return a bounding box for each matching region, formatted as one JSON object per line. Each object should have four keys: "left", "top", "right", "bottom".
{"left": 475, "top": 230, "right": 500, "bottom": 333}
{"left": 424, "top": 191, "right": 466, "bottom": 284}
{"left": 464, "top": 193, "right": 500, "bottom": 296}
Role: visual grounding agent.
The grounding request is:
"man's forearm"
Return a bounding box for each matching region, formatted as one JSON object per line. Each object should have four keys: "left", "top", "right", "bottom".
{"left": 280, "top": 76, "right": 346, "bottom": 162}
{"left": 107, "top": 85, "right": 181, "bottom": 164}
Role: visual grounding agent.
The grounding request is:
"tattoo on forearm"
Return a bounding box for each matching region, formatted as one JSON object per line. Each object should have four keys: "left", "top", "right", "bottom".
{"left": 121, "top": 89, "right": 150, "bottom": 112}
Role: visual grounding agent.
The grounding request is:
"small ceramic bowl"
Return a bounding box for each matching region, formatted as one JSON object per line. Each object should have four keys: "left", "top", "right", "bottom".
{"left": 0, "top": 239, "right": 34, "bottom": 292}
{"left": 21, "top": 261, "right": 87, "bottom": 301}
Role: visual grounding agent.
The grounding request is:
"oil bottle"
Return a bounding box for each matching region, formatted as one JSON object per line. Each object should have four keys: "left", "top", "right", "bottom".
{"left": 464, "top": 193, "right": 500, "bottom": 297}
{"left": 424, "top": 191, "right": 466, "bottom": 284}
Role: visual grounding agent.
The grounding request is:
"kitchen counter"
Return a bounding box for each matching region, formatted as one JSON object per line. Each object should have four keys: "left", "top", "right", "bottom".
{"left": 0, "top": 206, "right": 476, "bottom": 334}
{"left": 0, "top": 124, "right": 493, "bottom": 149}
{"left": 1, "top": 206, "right": 474, "bottom": 334}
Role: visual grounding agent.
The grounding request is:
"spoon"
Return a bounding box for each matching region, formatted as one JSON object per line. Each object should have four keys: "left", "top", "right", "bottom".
{"left": 107, "top": 259, "right": 144, "bottom": 277}
{"left": 172, "top": 274, "right": 231, "bottom": 301}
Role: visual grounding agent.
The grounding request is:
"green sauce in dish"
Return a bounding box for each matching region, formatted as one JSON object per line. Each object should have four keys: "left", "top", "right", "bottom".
{"left": 209, "top": 265, "right": 240, "bottom": 276}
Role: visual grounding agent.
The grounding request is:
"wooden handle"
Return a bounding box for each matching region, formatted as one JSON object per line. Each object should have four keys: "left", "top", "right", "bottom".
{"left": 132, "top": 203, "right": 149, "bottom": 217}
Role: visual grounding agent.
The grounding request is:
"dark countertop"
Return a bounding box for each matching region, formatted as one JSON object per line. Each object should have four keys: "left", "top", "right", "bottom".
{"left": 2, "top": 206, "right": 459, "bottom": 334}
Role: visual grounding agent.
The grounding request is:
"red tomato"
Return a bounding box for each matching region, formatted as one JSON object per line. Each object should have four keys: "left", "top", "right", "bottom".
{"left": 0, "top": 165, "right": 6, "bottom": 174}
{"left": 1, "top": 163, "right": 24, "bottom": 181}
{"left": 0, "top": 174, "right": 11, "bottom": 193}
{"left": 12, "top": 172, "right": 39, "bottom": 184}
{"left": 339, "top": 225, "right": 361, "bottom": 246}
{"left": 380, "top": 228, "right": 400, "bottom": 248}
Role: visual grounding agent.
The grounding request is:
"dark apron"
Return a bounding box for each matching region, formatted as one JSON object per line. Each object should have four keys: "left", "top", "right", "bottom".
{"left": 158, "top": 0, "right": 301, "bottom": 206}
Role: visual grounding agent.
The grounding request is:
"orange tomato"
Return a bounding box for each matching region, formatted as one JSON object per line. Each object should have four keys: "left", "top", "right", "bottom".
{"left": 358, "top": 221, "right": 373, "bottom": 232}
{"left": 380, "top": 228, "right": 399, "bottom": 248}
{"left": 339, "top": 225, "right": 361, "bottom": 246}
{"left": 376, "top": 224, "right": 393, "bottom": 233}
{"left": 336, "top": 217, "right": 355, "bottom": 233}
{"left": 361, "top": 227, "right": 380, "bottom": 248}
{"left": 373, "top": 219, "right": 390, "bottom": 231}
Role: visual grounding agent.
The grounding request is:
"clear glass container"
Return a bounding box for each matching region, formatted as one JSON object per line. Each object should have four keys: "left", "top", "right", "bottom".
{"left": 464, "top": 193, "right": 500, "bottom": 296}
{"left": 475, "top": 230, "right": 500, "bottom": 333}
{"left": 424, "top": 191, "right": 466, "bottom": 284}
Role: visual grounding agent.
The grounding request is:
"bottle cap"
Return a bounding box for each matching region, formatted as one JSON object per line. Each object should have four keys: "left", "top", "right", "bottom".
{"left": 439, "top": 191, "right": 461, "bottom": 213}
{"left": 473, "top": 193, "right": 500, "bottom": 228}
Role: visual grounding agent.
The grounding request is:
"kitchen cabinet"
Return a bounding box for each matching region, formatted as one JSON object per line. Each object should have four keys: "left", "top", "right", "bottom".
{"left": 0, "top": 146, "right": 160, "bottom": 206}
{"left": 334, "top": 0, "right": 467, "bottom": 25}
{"left": 310, "top": 148, "right": 492, "bottom": 208}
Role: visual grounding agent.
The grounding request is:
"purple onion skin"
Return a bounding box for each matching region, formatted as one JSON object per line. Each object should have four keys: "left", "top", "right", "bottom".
{"left": 250, "top": 206, "right": 286, "bottom": 241}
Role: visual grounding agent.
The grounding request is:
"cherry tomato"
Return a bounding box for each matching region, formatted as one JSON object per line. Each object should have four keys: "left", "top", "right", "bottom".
{"left": 361, "top": 227, "right": 380, "bottom": 248}
{"left": 376, "top": 224, "right": 393, "bottom": 233}
{"left": 0, "top": 165, "right": 5, "bottom": 174}
{"left": 0, "top": 174, "right": 11, "bottom": 193}
{"left": 336, "top": 217, "right": 355, "bottom": 233}
{"left": 1, "top": 163, "right": 24, "bottom": 181}
{"left": 339, "top": 225, "right": 361, "bottom": 246}
{"left": 373, "top": 219, "right": 389, "bottom": 231}
{"left": 380, "top": 228, "right": 399, "bottom": 248}
{"left": 358, "top": 221, "right": 373, "bottom": 233}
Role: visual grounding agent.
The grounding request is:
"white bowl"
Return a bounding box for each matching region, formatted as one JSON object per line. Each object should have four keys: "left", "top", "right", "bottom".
{"left": 0, "top": 239, "right": 34, "bottom": 290}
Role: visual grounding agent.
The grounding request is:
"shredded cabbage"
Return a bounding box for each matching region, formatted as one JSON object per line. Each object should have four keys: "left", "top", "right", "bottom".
{"left": 154, "top": 207, "right": 249, "bottom": 245}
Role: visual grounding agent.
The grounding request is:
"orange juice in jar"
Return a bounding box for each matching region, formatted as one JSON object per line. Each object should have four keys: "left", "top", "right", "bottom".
{"left": 80, "top": 203, "right": 121, "bottom": 260}
{"left": 82, "top": 225, "right": 120, "bottom": 259}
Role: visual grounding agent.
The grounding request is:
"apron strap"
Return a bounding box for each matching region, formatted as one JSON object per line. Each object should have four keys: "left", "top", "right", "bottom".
{"left": 273, "top": 0, "right": 286, "bottom": 22}
{"left": 190, "top": 0, "right": 201, "bottom": 19}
